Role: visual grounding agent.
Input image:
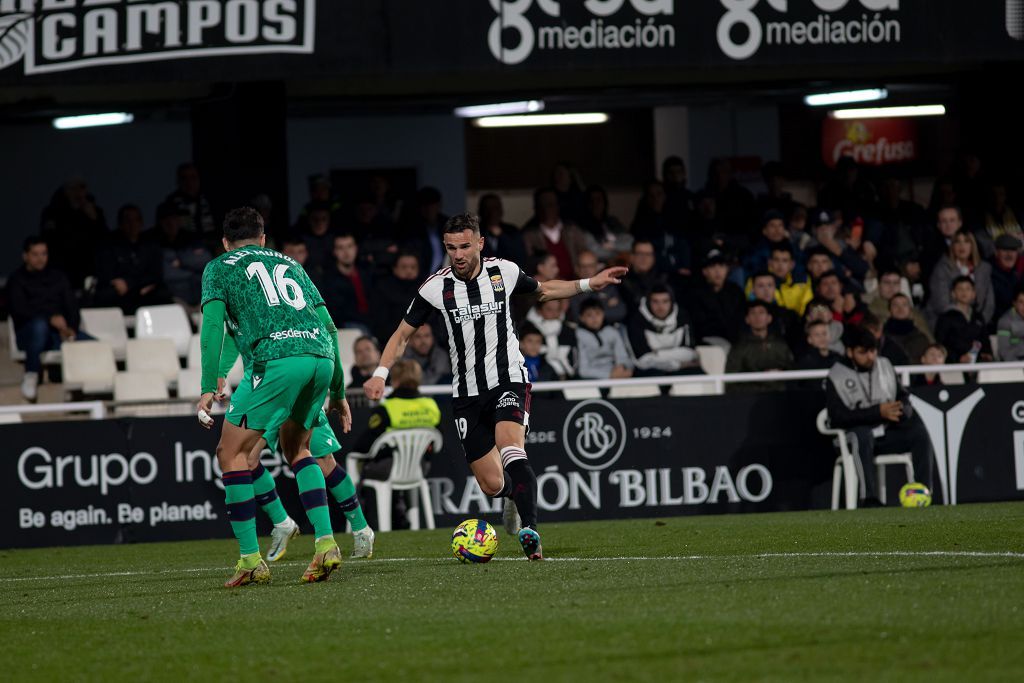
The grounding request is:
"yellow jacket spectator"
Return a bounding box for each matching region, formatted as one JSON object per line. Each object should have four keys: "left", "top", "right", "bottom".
{"left": 745, "top": 243, "right": 813, "bottom": 315}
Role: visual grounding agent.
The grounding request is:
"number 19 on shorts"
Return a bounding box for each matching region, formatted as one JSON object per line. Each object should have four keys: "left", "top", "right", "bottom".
{"left": 456, "top": 418, "right": 468, "bottom": 440}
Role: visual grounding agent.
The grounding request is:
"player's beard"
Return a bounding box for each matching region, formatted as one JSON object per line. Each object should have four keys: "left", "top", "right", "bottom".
{"left": 453, "top": 254, "right": 479, "bottom": 279}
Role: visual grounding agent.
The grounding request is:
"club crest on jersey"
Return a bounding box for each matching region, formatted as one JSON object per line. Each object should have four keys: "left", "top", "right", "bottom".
{"left": 490, "top": 274, "right": 505, "bottom": 292}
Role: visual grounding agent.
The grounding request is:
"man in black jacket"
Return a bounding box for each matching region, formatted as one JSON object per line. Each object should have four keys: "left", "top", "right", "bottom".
{"left": 321, "top": 233, "right": 373, "bottom": 333}
{"left": 687, "top": 249, "right": 745, "bottom": 344}
{"left": 7, "top": 237, "right": 92, "bottom": 401}
{"left": 370, "top": 252, "right": 420, "bottom": 344}
{"left": 94, "top": 205, "right": 171, "bottom": 313}
{"left": 825, "top": 327, "right": 934, "bottom": 506}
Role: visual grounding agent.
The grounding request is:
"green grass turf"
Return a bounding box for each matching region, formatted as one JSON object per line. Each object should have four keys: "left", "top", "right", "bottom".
{"left": 1, "top": 503, "right": 1023, "bottom": 683}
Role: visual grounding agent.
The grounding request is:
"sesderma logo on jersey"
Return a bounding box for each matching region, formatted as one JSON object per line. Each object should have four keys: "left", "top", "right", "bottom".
{"left": 488, "top": 0, "right": 676, "bottom": 66}
{"left": 717, "top": 0, "right": 902, "bottom": 61}
{"left": 0, "top": 0, "right": 315, "bottom": 76}
{"left": 270, "top": 328, "right": 320, "bottom": 341}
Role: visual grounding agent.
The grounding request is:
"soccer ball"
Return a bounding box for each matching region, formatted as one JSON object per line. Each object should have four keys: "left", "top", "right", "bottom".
{"left": 451, "top": 519, "right": 498, "bottom": 563}
{"left": 899, "top": 482, "right": 932, "bottom": 508}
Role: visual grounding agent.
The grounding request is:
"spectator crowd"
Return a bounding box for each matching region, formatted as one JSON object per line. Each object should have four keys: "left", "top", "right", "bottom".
{"left": 7, "top": 152, "right": 1024, "bottom": 402}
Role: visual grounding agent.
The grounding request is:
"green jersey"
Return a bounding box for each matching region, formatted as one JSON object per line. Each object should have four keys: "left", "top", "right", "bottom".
{"left": 201, "top": 247, "right": 333, "bottom": 363}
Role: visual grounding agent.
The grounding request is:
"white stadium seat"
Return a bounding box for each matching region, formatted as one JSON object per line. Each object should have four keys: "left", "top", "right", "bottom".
{"left": 939, "top": 371, "right": 965, "bottom": 385}
{"left": 61, "top": 340, "right": 116, "bottom": 394}
{"left": 607, "top": 384, "right": 661, "bottom": 398}
{"left": 337, "top": 329, "right": 362, "bottom": 380}
{"left": 114, "top": 371, "right": 170, "bottom": 402}
{"left": 562, "top": 387, "right": 602, "bottom": 400}
{"left": 79, "top": 307, "right": 128, "bottom": 360}
{"left": 126, "top": 338, "right": 181, "bottom": 387}
{"left": 0, "top": 412, "right": 23, "bottom": 424}
{"left": 669, "top": 381, "right": 721, "bottom": 396}
{"left": 696, "top": 345, "right": 727, "bottom": 376}
{"left": 176, "top": 368, "right": 202, "bottom": 397}
{"left": 8, "top": 319, "right": 61, "bottom": 366}
{"left": 977, "top": 368, "right": 1024, "bottom": 384}
{"left": 135, "top": 304, "right": 193, "bottom": 357}
{"left": 187, "top": 333, "right": 202, "bottom": 369}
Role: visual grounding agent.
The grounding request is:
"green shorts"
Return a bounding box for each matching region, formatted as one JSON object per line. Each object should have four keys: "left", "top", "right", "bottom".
{"left": 263, "top": 410, "right": 340, "bottom": 459}
{"left": 226, "top": 355, "right": 333, "bottom": 446}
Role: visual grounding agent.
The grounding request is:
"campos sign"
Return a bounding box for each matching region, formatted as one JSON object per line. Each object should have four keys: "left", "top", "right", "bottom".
{"left": 0, "top": 0, "right": 315, "bottom": 75}
{"left": 821, "top": 117, "right": 917, "bottom": 168}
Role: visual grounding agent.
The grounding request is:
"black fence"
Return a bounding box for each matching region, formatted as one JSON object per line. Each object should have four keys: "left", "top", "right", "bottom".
{"left": 4, "top": 384, "right": 1023, "bottom": 549}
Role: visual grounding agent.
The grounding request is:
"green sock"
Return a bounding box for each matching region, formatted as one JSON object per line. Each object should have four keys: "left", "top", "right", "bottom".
{"left": 292, "top": 457, "right": 333, "bottom": 539}
{"left": 223, "top": 471, "right": 259, "bottom": 556}
{"left": 324, "top": 463, "right": 368, "bottom": 532}
{"left": 251, "top": 464, "right": 288, "bottom": 525}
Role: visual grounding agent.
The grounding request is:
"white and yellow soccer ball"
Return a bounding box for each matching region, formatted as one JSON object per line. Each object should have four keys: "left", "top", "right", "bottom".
{"left": 899, "top": 482, "right": 932, "bottom": 508}
{"left": 451, "top": 519, "right": 498, "bottom": 563}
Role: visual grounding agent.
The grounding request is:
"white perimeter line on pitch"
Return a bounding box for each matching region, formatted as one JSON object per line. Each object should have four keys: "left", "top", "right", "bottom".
{"left": 1, "top": 551, "right": 1022, "bottom": 583}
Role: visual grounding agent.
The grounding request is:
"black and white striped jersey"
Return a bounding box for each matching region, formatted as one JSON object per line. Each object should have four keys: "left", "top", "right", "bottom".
{"left": 403, "top": 258, "right": 539, "bottom": 398}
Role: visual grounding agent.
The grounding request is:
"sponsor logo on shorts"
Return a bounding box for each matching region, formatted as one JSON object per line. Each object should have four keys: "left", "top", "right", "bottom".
{"left": 497, "top": 391, "right": 520, "bottom": 409}
{"left": 269, "top": 328, "right": 320, "bottom": 341}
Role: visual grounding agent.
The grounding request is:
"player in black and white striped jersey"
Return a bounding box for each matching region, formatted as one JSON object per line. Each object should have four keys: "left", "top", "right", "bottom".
{"left": 365, "top": 213, "right": 626, "bottom": 560}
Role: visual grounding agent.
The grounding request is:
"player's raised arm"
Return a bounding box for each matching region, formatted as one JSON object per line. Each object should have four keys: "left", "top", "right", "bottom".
{"left": 536, "top": 266, "right": 628, "bottom": 302}
{"left": 363, "top": 319, "right": 418, "bottom": 401}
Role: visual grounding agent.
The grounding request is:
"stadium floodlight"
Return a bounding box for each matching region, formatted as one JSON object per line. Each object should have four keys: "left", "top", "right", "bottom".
{"left": 804, "top": 88, "right": 887, "bottom": 107}
{"left": 53, "top": 112, "right": 135, "bottom": 130}
{"left": 454, "top": 100, "right": 544, "bottom": 118}
{"left": 830, "top": 105, "right": 946, "bottom": 120}
{"left": 473, "top": 113, "right": 609, "bottom": 128}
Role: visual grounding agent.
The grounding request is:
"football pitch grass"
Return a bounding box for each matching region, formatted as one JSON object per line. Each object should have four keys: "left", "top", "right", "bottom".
{"left": 2, "top": 503, "right": 1022, "bottom": 682}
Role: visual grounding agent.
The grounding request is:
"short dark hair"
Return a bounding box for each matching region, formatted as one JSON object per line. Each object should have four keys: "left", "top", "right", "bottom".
{"left": 844, "top": 326, "right": 878, "bottom": 351}
{"left": 805, "top": 319, "right": 828, "bottom": 333}
{"left": 518, "top": 322, "right": 543, "bottom": 339}
{"left": 647, "top": 283, "right": 673, "bottom": 300}
{"left": 861, "top": 311, "right": 881, "bottom": 332}
{"left": 805, "top": 246, "right": 832, "bottom": 261}
{"left": 751, "top": 270, "right": 775, "bottom": 284}
{"left": 769, "top": 242, "right": 794, "bottom": 257}
{"left": 888, "top": 292, "right": 911, "bottom": 309}
{"left": 280, "top": 235, "right": 305, "bottom": 250}
{"left": 746, "top": 300, "right": 770, "bottom": 315}
{"left": 222, "top": 206, "right": 265, "bottom": 242}
{"left": 632, "top": 239, "right": 655, "bottom": 252}
{"left": 354, "top": 335, "right": 379, "bottom": 351}
{"left": 951, "top": 275, "right": 975, "bottom": 291}
{"left": 416, "top": 186, "right": 442, "bottom": 206}
{"left": 816, "top": 269, "right": 841, "bottom": 285}
{"left": 333, "top": 232, "right": 357, "bottom": 245}
{"left": 580, "top": 297, "right": 604, "bottom": 314}
{"left": 443, "top": 213, "right": 480, "bottom": 235}
{"left": 1014, "top": 289, "right": 1024, "bottom": 302}
{"left": 878, "top": 267, "right": 902, "bottom": 281}
{"left": 23, "top": 235, "right": 46, "bottom": 252}
{"left": 117, "top": 203, "right": 142, "bottom": 226}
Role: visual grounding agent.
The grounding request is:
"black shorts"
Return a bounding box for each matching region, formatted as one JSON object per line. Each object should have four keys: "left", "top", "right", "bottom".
{"left": 452, "top": 383, "right": 531, "bottom": 463}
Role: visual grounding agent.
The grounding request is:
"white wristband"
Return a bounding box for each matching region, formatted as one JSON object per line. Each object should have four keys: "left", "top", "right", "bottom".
{"left": 579, "top": 278, "right": 592, "bottom": 293}
{"left": 372, "top": 367, "right": 390, "bottom": 381}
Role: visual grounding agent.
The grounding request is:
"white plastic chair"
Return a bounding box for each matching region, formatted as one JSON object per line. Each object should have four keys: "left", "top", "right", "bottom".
{"left": 114, "top": 371, "right": 170, "bottom": 401}
{"left": 177, "top": 368, "right": 202, "bottom": 397}
{"left": 337, "top": 329, "right": 362, "bottom": 380}
{"left": 939, "top": 371, "right": 965, "bottom": 385}
{"left": 607, "top": 384, "right": 661, "bottom": 398}
{"left": 135, "top": 304, "right": 193, "bottom": 357}
{"left": 816, "top": 409, "right": 915, "bottom": 509}
{"left": 977, "top": 368, "right": 1024, "bottom": 384}
{"left": 126, "top": 338, "right": 181, "bottom": 387}
{"left": 61, "top": 340, "right": 116, "bottom": 394}
{"left": 990, "top": 335, "right": 1001, "bottom": 361}
{"left": 346, "top": 428, "right": 442, "bottom": 532}
{"left": 79, "top": 308, "right": 128, "bottom": 360}
{"left": 0, "top": 412, "right": 23, "bottom": 424}
{"left": 562, "top": 386, "right": 601, "bottom": 400}
{"left": 696, "top": 345, "right": 727, "bottom": 376}
{"left": 187, "top": 333, "right": 202, "bottom": 369}
{"left": 669, "top": 381, "right": 721, "bottom": 396}
{"left": 8, "top": 319, "right": 62, "bottom": 366}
